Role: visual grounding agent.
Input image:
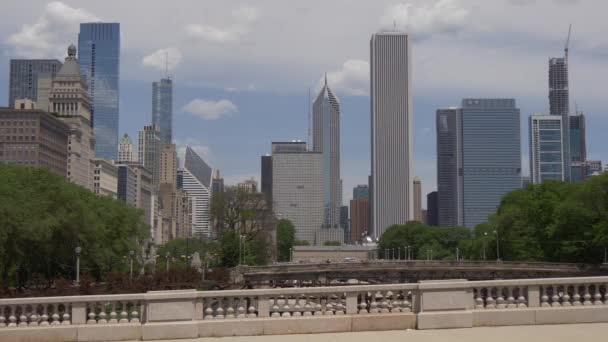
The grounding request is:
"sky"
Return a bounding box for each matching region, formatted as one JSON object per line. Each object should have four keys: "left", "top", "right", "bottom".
{"left": 0, "top": 0, "right": 606, "bottom": 206}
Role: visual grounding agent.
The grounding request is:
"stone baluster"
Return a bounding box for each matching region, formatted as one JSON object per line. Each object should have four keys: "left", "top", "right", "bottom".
{"left": 8, "top": 306, "right": 17, "bottom": 327}
{"left": 130, "top": 302, "right": 140, "bottom": 323}
{"left": 358, "top": 293, "right": 368, "bottom": 314}
{"left": 561, "top": 286, "right": 571, "bottom": 306}
{"left": 379, "top": 291, "right": 390, "bottom": 314}
{"left": 593, "top": 285, "right": 603, "bottom": 305}
{"left": 270, "top": 297, "right": 280, "bottom": 317}
{"left": 281, "top": 296, "right": 291, "bottom": 317}
{"left": 18, "top": 305, "right": 28, "bottom": 327}
{"left": 604, "top": 284, "right": 608, "bottom": 305}
{"left": 474, "top": 288, "right": 484, "bottom": 309}
{"left": 324, "top": 300, "right": 334, "bottom": 316}
{"left": 98, "top": 303, "right": 108, "bottom": 324}
{"left": 119, "top": 302, "right": 129, "bottom": 323}
{"left": 403, "top": 292, "right": 412, "bottom": 313}
{"left": 204, "top": 306, "right": 214, "bottom": 320}
{"left": 87, "top": 303, "right": 97, "bottom": 324}
{"left": 292, "top": 296, "right": 303, "bottom": 317}
{"left": 313, "top": 297, "right": 323, "bottom": 316}
{"left": 517, "top": 287, "right": 527, "bottom": 308}
{"left": 109, "top": 302, "right": 118, "bottom": 323}
{"left": 551, "top": 286, "right": 561, "bottom": 307}
{"left": 540, "top": 286, "right": 551, "bottom": 307}
{"left": 49, "top": 305, "right": 61, "bottom": 325}
{"left": 31, "top": 305, "right": 41, "bottom": 327}
{"left": 303, "top": 296, "right": 313, "bottom": 316}
{"left": 496, "top": 288, "right": 506, "bottom": 309}
{"left": 0, "top": 305, "right": 6, "bottom": 327}
{"left": 40, "top": 305, "right": 49, "bottom": 326}
{"left": 572, "top": 285, "right": 582, "bottom": 306}
{"left": 226, "top": 298, "right": 236, "bottom": 319}
{"left": 61, "top": 304, "right": 71, "bottom": 325}
{"left": 236, "top": 298, "right": 247, "bottom": 318}
{"left": 335, "top": 295, "right": 345, "bottom": 315}
{"left": 215, "top": 304, "right": 225, "bottom": 319}
{"left": 247, "top": 297, "right": 258, "bottom": 318}
{"left": 369, "top": 292, "right": 380, "bottom": 314}
{"left": 390, "top": 292, "right": 401, "bottom": 313}
{"left": 506, "top": 287, "right": 516, "bottom": 309}
{"left": 583, "top": 285, "right": 593, "bottom": 305}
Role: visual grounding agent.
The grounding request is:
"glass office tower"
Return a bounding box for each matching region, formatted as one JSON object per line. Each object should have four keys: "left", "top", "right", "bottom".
{"left": 152, "top": 78, "right": 173, "bottom": 144}
{"left": 78, "top": 23, "right": 120, "bottom": 160}
{"left": 529, "top": 115, "right": 564, "bottom": 183}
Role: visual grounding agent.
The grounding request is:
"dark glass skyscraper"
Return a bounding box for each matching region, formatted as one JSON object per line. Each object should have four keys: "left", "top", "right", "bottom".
{"left": 569, "top": 113, "right": 586, "bottom": 182}
{"left": 78, "top": 23, "right": 120, "bottom": 160}
{"left": 152, "top": 78, "right": 173, "bottom": 144}
{"left": 9, "top": 59, "right": 62, "bottom": 107}
{"left": 261, "top": 155, "right": 273, "bottom": 207}
{"left": 549, "top": 50, "right": 570, "bottom": 181}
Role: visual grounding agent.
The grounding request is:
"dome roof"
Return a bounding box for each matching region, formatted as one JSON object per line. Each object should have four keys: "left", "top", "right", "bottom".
{"left": 56, "top": 44, "right": 83, "bottom": 80}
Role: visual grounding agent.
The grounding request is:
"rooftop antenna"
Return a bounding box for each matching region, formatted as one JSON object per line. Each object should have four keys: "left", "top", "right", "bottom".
{"left": 564, "top": 24, "right": 572, "bottom": 60}
{"left": 308, "top": 87, "right": 311, "bottom": 150}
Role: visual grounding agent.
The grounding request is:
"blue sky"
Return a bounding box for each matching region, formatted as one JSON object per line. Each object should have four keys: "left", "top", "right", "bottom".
{"left": 0, "top": 0, "right": 606, "bottom": 205}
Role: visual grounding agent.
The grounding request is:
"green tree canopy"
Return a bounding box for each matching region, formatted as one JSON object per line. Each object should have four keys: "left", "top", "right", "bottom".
{"left": 0, "top": 164, "right": 148, "bottom": 286}
{"left": 323, "top": 240, "right": 341, "bottom": 246}
{"left": 276, "top": 219, "right": 295, "bottom": 262}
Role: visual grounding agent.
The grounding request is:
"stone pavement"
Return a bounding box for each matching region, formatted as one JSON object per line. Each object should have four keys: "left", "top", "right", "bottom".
{"left": 148, "top": 323, "right": 608, "bottom": 342}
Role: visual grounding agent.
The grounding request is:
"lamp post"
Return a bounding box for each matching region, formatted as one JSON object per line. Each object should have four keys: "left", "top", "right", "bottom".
{"left": 129, "top": 250, "right": 135, "bottom": 281}
{"left": 456, "top": 247, "right": 460, "bottom": 261}
{"left": 483, "top": 232, "right": 488, "bottom": 260}
{"left": 398, "top": 247, "right": 401, "bottom": 260}
{"left": 494, "top": 230, "right": 500, "bottom": 261}
{"left": 75, "top": 246, "right": 82, "bottom": 285}
{"left": 165, "top": 252, "right": 170, "bottom": 272}
{"left": 408, "top": 246, "right": 412, "bottom": 260}
{"left": 239, "top": 235, "right": 246, "bottom": 266}
{"left": 289, "top": 247, "right": 293, "bottom": 262}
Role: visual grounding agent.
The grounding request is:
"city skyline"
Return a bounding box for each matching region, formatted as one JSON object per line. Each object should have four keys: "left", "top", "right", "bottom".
{"left": 0, "top": 1, "right": 607, "bottom": 205}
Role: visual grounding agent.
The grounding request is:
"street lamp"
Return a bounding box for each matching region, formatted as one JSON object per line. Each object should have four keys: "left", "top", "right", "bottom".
{"left": 398, "top": 247, "right": 401, "bottom": 260}
{"left": 494, "top": 230, "right": 500, "bottom": 261}
{"left": 75, "top": 246, "right": 82, "bottom": 285}
{"left": 483, "top": 232, "right": 488, "bottom": 261}
{"left": 239, "top": 235, "right": 246, "bottom": 266}
{"left": 129, "top": 250, "right": 135, "bottom": 281}
{"left": 289, "top": 247, "right": 293, "bottom": 262}
{"left": 165, "top": 252, "right": 170, "bottom": 272}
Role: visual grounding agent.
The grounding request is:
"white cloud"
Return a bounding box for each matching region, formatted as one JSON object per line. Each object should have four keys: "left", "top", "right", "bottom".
{"left": 182, "top": 99, "right": 238, "bottom": 120}
{"left": 380, "top": 0, "right": 468, "bottom": 41}
{"left": 142, "top": 47, "right": 183, "bottom": 71}
{"left": 186, "top": 5, "right": 259, "bottom": 44}
{"left": 6, "top": 1, "right": 99, "bottom": 58}
{"left": 317, "top": 59, "right": 370, "bottom": 96}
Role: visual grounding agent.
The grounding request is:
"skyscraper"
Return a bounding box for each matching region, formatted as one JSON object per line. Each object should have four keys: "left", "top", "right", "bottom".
{"left": 426, "top": 191, "right": 438, "bottom": 226}
{"left": 181, "top": 146, "right": 213, "bottom": 237}
{"left": 118, "top": 133, "right": 136, "bottom": 163}
{"left": 370, "top": 32, "right": 413, "bottom": 238}
{"left": 436, "top": 107, "right": 463, "bottom": 227}
{"left": 340, "top": 205, "right": 349, "bottom": 243}
{"left": 569, "top": 113, "right": 586, "bottom": 182}
{"left": 78, "top": 23, "right": 120, "bottom": 160}
{"left": 152, "top": 78, "right": 173, "bottom": 144}
{"left": 9, "top": 59, "right": 62, "bottom": 108}
{"left": 212, "top": 169, "right": 225, "bottom": 194}
{"left": 312, "top": 76, "right": 341, "bottom": 229}
{"left": 529, "top": 115, "right": 564, "bottom": 183}
{"left": 261, "top": 155, "right": 272, "bottom": 207}
{"left": 138, "top": 125, "right": 161, "bottom": 188}
{"left": 160, "top": 144, "right": 177, "bottom": 186}
{"left": 413, "top": 177, "right": 423, "bottom": 222}
{"left": 436, "top": 99, "right": 521, "bottom": 228}
{"left": 353, "top": 185, "right": 369, "bottom": 200}
{"left": 271, "top": 141, "right": 323, "bottom": 244}
{"left": 50, "top": 45, "right": 95, "bottom": 190}
{"left": 548, "top": 31, "right": 571, "bottom": 181}
{"left": 349, "top": 197, "right": 370, "bottom": 243}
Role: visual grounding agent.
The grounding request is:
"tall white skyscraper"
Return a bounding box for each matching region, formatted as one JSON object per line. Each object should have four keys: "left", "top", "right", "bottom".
{"left": 370, "top": 32, "right": 413, "bottom": 238}
{"left": 529, "top": 114, "right": 564, "bottom": 183}
{"left": 312, "top": 76, "right": 341, "bottom": 229}
{"left": 181, "top": 146, "right": 213, "bottom": 238}
{"left": 118, "top": 133, "right": 136, "bottom": 163}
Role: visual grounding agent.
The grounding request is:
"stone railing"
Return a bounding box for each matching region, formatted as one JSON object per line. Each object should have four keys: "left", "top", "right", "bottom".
{"left": 1, "top": 276, "right": 608, "bottom": 341}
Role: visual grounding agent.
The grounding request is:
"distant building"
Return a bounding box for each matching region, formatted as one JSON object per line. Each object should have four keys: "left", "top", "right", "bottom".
{"left": 9, "top": 59, "right": 62, "bottom": 108}
{"left": 585, "top": 160, "right": 603, "bottom": 177}
{"left": 118, "top": 133, "right": 136, "bottom": 163}
{"left": 548, "top": 46, "right": 571, "bottom": 181}
{"left": 0, "top": 102, "right": 69, "bottom": 177}
{"left": 312, "top": 76, "right": 341, "bottom": 229}
{"left": 117, "top": 164, "right": 137, "bottom": 207}
{"left": 529, "top": 115, "right": 564, "bottom": 183}
{"left": 340, "top": 205, "right": 349, "bottom": 243}
{"left": 353, "top": 184, "right": 369, "bottom": 200}
{"left": 152, "top": 78, "right": 173, "bottom": 145}
{"left": 271, "top": 141, "right": 323, "bottom": 244}
{"left": 138, "top": 125, "right": 161, "bottom": 188}
{"left": 569, "top": 113, "right": 586, "bottom": 182}
{"left": 521, "top": 176, "right": 532, "bottom": 188}
{"left": 50, "top": 44, "right": 95, "bottom": 190}
{"left": 426, "top": 191, "right": 438, "bottom": 226}
{"left": 212, "top": 169, "right": 225, "bottom": 194}
{"left": 160, "top": 144, "right": 177, "bottom": 186}
{"left": 436, "top": 99, "right": 521, "bottom": 228}
{"left": 181, "top": 146, "right": 213, "bottom": 238}
{"left": 350, "top": 197, "right": 370, "bottom": 242}
{"left": 78, "top": 23, "right": 121, "bottom": 160}
{"left": 35, "top": 73, "right": 54, "bottom": 112}
{"left": 413, "top": 177, "right": 423, "bottom": 222}
{"left": 92, "top": 158, "right": 118, "bottom": 197}
{"left": 261, "top": 155, "right": 272, "bottom": 208}
{"left": 370, "top": 32, "right": 413, "bottom": 238}
{"left": 130, "top": 164, "right": 154, "bottom": 237}
{"left": 238, "top": 177, "right": 258, "bottom": 192}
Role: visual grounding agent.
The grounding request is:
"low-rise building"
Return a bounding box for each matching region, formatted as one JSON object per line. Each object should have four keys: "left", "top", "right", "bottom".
{"left": 92, "top": 158, "right": 118, "bottom": 198}
{"left": 292, "top": 245, "right": 377, "bottom": 262}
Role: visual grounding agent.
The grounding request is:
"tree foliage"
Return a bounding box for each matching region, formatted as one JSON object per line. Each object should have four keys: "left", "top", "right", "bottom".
{"left": 323, "top": 240, "right": 341, "bottom": 246}
{"left": 210, "top": 187, "right": 276, "bottom": 267}
{"left": 276, "top": 219, "right": 295, "bottom": 262}
{"left": 0, "top": 164, "right": 149, "bottom": 286}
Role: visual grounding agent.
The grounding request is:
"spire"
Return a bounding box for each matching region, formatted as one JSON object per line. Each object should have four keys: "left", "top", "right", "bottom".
{"left": 324, "top": 72, "right": 328, "bottom": 86}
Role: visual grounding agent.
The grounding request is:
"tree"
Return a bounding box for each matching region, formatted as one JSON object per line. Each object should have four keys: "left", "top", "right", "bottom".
{"left": 276, "top": 219, "right": 295, "bottom": 262}
{"left": 294, "top": 240, "right": 310, "bottom": 246}
{"left": 323, "top": 241, "right": 341, "bottom": 246}
{"left": 155, "top": 238, "right": 221, "bottom": 269}
{"left": 0, "top": 164, "right": 148, "bottom": 286}
{"left": 210, "top": 187, "right": 276, "bottom": 267}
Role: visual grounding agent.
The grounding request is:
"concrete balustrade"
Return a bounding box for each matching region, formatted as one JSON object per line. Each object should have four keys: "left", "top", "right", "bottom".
{"left": 1, "top": 276, "right": 608, "bottom": 341}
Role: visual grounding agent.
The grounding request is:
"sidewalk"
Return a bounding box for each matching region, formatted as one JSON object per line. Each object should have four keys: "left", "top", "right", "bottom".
{"left": 148, "top": 323, "right": 608, "bottom": 342}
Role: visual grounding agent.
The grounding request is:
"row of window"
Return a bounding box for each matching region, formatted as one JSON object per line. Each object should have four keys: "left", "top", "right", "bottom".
{"left": 1, "top": 136, "right": 37, "bottom": 142}
{"left": 0, "top": 120, "right": 37, "bottom": 126}
{"left": 0, "top": 128, "right": 36, "bottom": 134}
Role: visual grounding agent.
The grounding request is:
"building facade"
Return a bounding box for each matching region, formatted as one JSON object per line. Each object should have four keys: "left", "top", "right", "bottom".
{"left": 370, "top": 32, "right": 413, "bottom": 238}
{"left": 340, "top": 205, "right": 349, "bottom": 243}
{"left": 138, "top": 125, "right": 161, "bottom": 188}
{"left": 117, "top": 164, "right": 137, "bottom": 207}
{"left": 426, "top": 191, "right": 438, "bottom": 226}
{"left": 92, "top": 158, "right": 118, "bottom": 197}
{"left": 261, "top": 155, "right": 272, "bottom": 208}
{"left": 238, "top": 178, "right": 258, "bottom": 192}
{"left": 211, "top": 169, "right": 224, "bottom": 194}
{"left": 50, "top": 45, "right": 95, "bottom": 190}
{"left": 436, "top": 99, "right": 521, "bottom": 229}
{"left": 0, "top": 104, "right": 69, "bottom": 177}
{"left": 118, "top": 133, "right": 136, "bottom": 163}
{"left": 78, "top": 23, "right": 120, "bottom": 160}
{"left": 413, "top": 177, "right": 423, "bottom": 222}
{"left": 569, "top": 113, "right": 586, "bottom": 182}
{"left": 9, "top": 59, "right": 62, "bottom": 108}
{"left": 160, "top": 144, "right": 177, "bottom": 186}
{"left": 529, "top": 115, "right": 564, "bottom": 183}
{"left": 349, "top": 197, "right": 370, "bottom": 242}
{"left": 312, "top": 77, "right": 341, "bottom": 229}
{"left": 436, "top": 108, "right": 463, "bottom": 227}
{"left": 548, "top": 53, "right": 570, "bottom": 181}
{"left": 271, "top": 141, "right": 323, "bottom": 244}
{"left": 353, "top": 185, "right": 369, "bottom": 200}
{"left": 586, "top": 160, "right": 603, "bottom": 177}
{"left": 182, "top": 146, "right": 213, "bottom": 238}
{"left": 131, "top": 164, "right": 154, "bottom": 237}
{"left": 152, "top": 78, "right": 173, "bottom": 145}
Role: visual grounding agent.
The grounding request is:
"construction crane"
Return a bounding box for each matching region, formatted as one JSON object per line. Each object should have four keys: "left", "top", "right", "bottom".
{"left": 565, "top": 24, "right": 572, "bottom": 59}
